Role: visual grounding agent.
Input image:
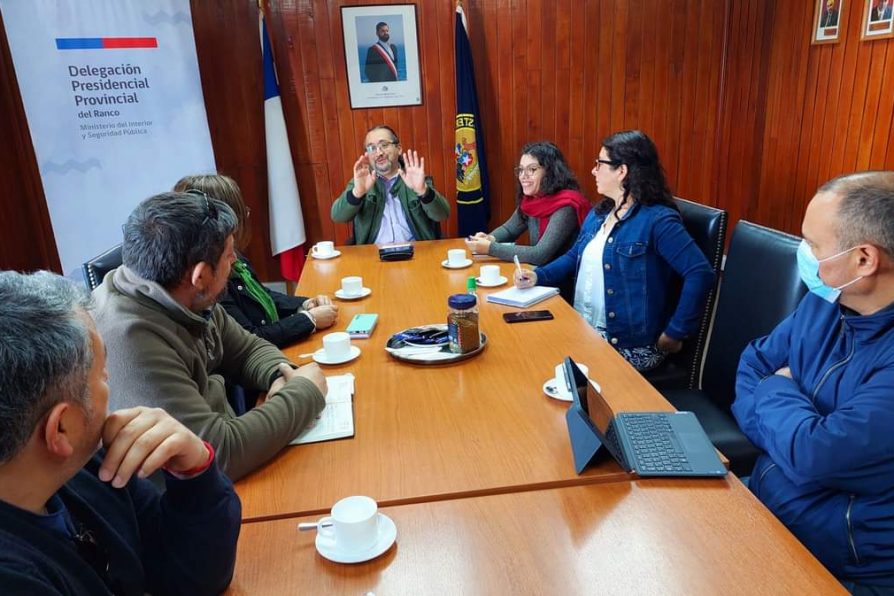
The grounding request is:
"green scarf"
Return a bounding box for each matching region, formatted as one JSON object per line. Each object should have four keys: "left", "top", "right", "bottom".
{"left": 232, "top": 260, "right": 279, "bottom": 323}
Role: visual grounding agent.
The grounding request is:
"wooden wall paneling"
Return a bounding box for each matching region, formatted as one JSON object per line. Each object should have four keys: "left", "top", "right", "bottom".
{"left": 0, "top": 10, "right": 60, "bottom": 272}
{"left": 609, "top": 2, "right": 628, "bottom": 132}
{"left": 541, "top": 0, "right": 559, "bottom": 141}
{"left": 622, "top": 0, "right": 644, "bottom": 132}
{"left": 565, "top": 0, "right": 587, "bottom": 186}
{"left": 871, "top": 45, "right": 894, "bottom": 170}
{"left": 554, "top": 0, "right": 573, "bottom": 149}
{"left": 510, "top": 0, "right": 529, "bottom": 211}
{"left": 492, "top": 0, "right": 516, "bottom": 227}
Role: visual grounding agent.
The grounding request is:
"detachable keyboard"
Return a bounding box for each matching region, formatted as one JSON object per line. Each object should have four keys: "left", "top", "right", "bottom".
{"left": 620, "top": 413, "right": 693, "bottom": 473}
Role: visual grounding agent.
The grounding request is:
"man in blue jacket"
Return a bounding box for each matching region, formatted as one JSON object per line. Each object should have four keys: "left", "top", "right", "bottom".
{"left": 0, "top": 271, "right": 241, "bottom": 595}
{"left": 733, "top": 171, "right": 894, "bottom": 592}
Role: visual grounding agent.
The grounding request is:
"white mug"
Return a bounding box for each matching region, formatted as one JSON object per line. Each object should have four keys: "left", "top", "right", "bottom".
{"left": 312, "top": 241, "right": 335, "bottom": 257}
{"left": 323, "top": 331, "right": 351, "bottom": 361}
{"left": 555, "top": 362, "right": 590, "bottom": 397}
{"left": 480, "top": 264, "right": 501, "bottom": 284}
{"left": 341, "top": 276, "right": 363, "bottom": 296}
{"left": 317, "top": 495, "right": 379, "bottom": 552}
{"left": 447, "top": 248, "right": 467, "bottom": 266}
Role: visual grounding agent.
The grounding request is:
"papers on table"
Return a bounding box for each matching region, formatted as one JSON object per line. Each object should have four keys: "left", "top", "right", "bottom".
{"left": 485, "top": 285, "right": 560, "bottom": 308}
{"left": 290, "top": 374, "right": 355, "bottom": 445}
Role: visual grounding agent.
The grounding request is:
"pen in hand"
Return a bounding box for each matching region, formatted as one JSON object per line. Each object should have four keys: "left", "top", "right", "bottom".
{"left": 514, "top": 254, "right": 522, "bottom": 274}
{"left": 513, "top": 255, "right": 537, "bottom": 289}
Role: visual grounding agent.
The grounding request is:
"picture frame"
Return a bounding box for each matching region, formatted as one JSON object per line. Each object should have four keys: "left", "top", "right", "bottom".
{"left": 861, "top": 0, "right": 894, "bottom": 40}
{"left": 340, "top": 4, "right": 422, "bottom": 109}
{"left": 812, "top": 0, "right": 844, "bottom": 44}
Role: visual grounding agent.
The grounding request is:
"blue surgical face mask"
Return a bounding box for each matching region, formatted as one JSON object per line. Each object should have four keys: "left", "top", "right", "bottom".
{"left": 796, "top": 240, "right": 863, "bottom": 303}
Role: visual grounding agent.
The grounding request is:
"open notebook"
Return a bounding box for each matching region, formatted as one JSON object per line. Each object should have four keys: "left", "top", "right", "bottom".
{"left": 290, "top": 373, "right": 355, "bottom": 445}
{"left": 485, "top": 285, "right": 559, "bottom": 308}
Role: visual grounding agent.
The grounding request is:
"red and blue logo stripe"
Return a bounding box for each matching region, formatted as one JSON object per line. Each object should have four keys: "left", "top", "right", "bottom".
{"left": 55, "top": 37, "right": 157, "bottom": 50}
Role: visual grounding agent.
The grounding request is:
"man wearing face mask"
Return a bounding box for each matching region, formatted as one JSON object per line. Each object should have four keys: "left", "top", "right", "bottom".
{"left": 732, "top": 171, "right": 894, "bottom": 592}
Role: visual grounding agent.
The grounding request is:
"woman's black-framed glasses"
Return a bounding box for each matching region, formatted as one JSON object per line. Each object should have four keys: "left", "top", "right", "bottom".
{"left": 594, "top": 159, "right": 621, "bottom": 171}
{"left": 185, "top": 189, "right": 219, "bottom": 225}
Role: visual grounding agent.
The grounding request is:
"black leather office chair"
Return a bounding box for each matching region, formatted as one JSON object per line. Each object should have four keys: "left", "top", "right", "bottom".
{"left": 82, "top": 243, "right": 123, "bottom": 291}
{"left": 661, "top": 220, "right": 807, "bottom": 476}
{"left": 644, "top": 197, "right": 728, "bottom": 390}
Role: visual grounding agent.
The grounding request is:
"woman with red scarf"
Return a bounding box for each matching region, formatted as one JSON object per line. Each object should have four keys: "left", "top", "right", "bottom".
{"left": 466, "top": 141, "right": 591, "bottom": 265}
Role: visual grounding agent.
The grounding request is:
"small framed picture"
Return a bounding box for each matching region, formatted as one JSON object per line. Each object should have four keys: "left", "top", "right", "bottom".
{"left": 340, "top": 4, "right": 422, "bottom": 109}
{"left": 812, "top": 0, "right": 844, "bottom": 44}
{"left": 861, "top": 0, "right": 894, "bottom": 40}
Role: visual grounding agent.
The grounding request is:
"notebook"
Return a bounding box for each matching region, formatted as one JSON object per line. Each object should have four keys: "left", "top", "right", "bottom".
{"left": 290, "top": 374, "right": 355, "bottom": 445}
{"left": 485, "top": 285, "right": 559, "bottom": 308}
{"left": 563, "top": 358, "right": 727, "bottom": 477}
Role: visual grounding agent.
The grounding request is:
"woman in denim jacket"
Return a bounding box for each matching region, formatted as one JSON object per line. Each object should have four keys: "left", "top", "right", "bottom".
{"left": 515, "top": 130, "right": 714, "bottom": 371}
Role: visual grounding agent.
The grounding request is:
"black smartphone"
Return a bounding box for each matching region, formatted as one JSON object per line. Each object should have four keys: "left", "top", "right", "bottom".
{"left": 503, "top": 310, "right": 554, "bottom": 323}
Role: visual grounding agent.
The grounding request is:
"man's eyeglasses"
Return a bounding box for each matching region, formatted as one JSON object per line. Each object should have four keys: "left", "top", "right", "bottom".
{"left": 514, "top": 165, "right": 542, "bottom": 178}
{"left": 594, "top": 159, "right": 621, "bottom": 171}
{"left": 364, "top": 140, "right": 398, "bottom": 154}
{"left": 185, "top": 189, "right": 219, "bottom": 225}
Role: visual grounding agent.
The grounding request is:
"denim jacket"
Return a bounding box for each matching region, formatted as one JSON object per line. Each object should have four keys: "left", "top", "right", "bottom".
{"left": 535, "top": 202, "right": 714, "bottom": 348}
{"left": 733, "top": 295, "right": 894, "bottom": 583}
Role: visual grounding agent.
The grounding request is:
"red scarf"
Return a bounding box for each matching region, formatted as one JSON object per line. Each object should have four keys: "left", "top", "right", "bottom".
{"left": 520, "top": 189, "right": 591, "bottom": 236}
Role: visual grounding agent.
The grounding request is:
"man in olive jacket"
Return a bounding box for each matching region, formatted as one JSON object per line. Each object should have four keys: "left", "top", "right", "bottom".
{"left": 331, "top": 124, "right": 450, "bottom": 245}
{"left": 94, "top": 192, "right": 326, "bottom": 481}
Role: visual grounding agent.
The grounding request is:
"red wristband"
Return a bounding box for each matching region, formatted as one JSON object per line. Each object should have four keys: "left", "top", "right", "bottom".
{"left": 164, "top": 440, "right": 215, "bottom": 479}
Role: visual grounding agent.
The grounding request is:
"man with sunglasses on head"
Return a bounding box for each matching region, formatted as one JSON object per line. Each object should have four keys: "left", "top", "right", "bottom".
{"left": 331, "top": 124, "right": 450, "bottom": 245}
{"left": 733, "top": 172, "right": 894, "bottom": 592}
{"left": 92, "top": 192, "right": 326, "bottom": 481}
{"left": 0, "top": 270, "right": 240, "bottom": 595}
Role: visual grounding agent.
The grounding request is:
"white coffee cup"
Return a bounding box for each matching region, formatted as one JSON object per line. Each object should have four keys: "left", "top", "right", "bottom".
{"left": 341, "top": 276, "right": 363, "bottom": 296}
{"left": 317, "top": 495, "right": 380, "bottom": 552}
{"left": 555, "top": 362, "right": 590, "bottom": 397}
{"left": 480, "top": 264, "right": 501, "bottom": 284}
{"left": 312, "top": 241, "right": 335, "bottom": 257}
{"left": 322, "top": 331, "right": 351, "bottom": 361}
{"left": 447, "top": 248, "right": 467, "bottom": 266}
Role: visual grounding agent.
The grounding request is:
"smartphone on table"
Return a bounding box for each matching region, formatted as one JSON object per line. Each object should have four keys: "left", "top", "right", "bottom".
{"left": 502, "top": 310, "right": 554, "bottom": 323}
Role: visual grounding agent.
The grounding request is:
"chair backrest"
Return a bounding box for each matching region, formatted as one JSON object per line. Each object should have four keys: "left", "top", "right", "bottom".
{"left": 665, "top": 197, "right": 728, "bottom": 388}
{"left": 700, "top": 220, "right": 807, "bottom": 408}
{"left": 82, "top": 243, "right": 123, "bottom": 291}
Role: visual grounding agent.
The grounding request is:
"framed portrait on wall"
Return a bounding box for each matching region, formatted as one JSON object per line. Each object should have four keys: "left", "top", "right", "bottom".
{"left": 812, "top": 0, "right": 844, "bottom": 44}
{"left": 341, "top": 4, "right": 422, "bottom": 109}
{"left": 861, "top": 0, "right": 894, "bottom": 39}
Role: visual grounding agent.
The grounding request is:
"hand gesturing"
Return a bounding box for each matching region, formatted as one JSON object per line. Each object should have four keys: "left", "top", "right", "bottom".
{"left": 351, "top": 154, "right": 376, "bottom": 198}
{"left": 399, "top": 150, "right": 427, "bottom": 195}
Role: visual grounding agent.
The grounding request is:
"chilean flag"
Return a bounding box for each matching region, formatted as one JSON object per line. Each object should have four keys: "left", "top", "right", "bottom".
{"left": 261, "top": 15, "right": 306, "bottom": 281}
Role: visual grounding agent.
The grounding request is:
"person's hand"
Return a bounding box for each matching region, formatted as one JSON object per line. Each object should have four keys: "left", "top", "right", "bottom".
{"left": 656, "top": 333, "right": 683, "bottom": 354}
{"left": 351, "top": 154, "right": 376, "bottom": 198}
{"left": 465, "top": 235, "right": 492, "bottom": 255}
{"left": 303, "top": 294, "right": 333, "bottom": 309}
{"left": 309, "top": 304, "right": 338, "bottom": 329}
{"left": 295, "top": 362, "right": 327, "bottom": 395}
{"left": 99, "top": 407, "right": 209, "bottom": 487}
{"left": 775, "top": 366, "right": 792, "bottom": 379}
{"left": 399, "top": 150, "right": 427, "bottom": 195}
{"left": 514, "top": 268, "right": 537, "bottom": 289}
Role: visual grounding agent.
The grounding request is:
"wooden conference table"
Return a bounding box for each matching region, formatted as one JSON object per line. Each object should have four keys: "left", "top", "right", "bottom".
{"left": 227, "top": 476, "right": 842, "bottom": 595}
{"left": 229, "top": 239, "right": 841, "bottom": 593}
{"left": 235, "top": 239, "right": 682, "bottom": 521}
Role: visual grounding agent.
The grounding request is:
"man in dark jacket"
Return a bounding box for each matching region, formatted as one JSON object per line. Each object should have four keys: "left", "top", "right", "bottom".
{"left": 733, "top": 171, "right": 894, "bottom": 591}
{"left": 364, "top": 21, "right": 398, "bottom": 82}
{"left": 0, "top": 271, "right": 241, "bottom": 595}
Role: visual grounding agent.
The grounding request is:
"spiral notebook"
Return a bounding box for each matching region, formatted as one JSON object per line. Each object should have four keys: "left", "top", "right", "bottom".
{"left": 290, "top": 374, "right": 355, "bottom": 445}
{"left": 485, "top": 285, "right": 559, "bottom": 308}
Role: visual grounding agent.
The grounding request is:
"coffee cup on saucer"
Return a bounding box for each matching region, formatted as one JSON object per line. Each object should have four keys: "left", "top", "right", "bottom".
{"left": 545, "top": 362, "right": 590, "bottom": 401}
{"left": 323, "top": 332, "right": 352, "bottom": 361}
{"left": 480, "top": 264, "right": 501, "bottom": 285}
{"left": 317, "top": 495, "right": 379, "bottom": 552}
{"left": 341, "top": 276, "right": 363, "bottom": 297}
{"left": 447, "top": 249, "right": 467, "bottom": 267}
{"left": 312, "top": 241, "right": 335, "bottom": 258}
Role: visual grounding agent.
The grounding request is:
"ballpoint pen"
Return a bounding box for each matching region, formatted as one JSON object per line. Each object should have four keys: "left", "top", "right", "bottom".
{"left": 513, "top": 254, "right": 522, "bottom": 274}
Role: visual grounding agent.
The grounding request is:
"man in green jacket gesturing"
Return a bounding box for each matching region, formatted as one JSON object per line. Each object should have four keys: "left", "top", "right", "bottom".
{"left": 331, "top": 124, "right": 450, "bottom": 244}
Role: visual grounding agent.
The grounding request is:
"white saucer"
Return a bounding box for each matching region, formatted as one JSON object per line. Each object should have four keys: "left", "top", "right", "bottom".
{"left": 441, "top": 258, "right": 473, "bottom": 269}
{"left": 311, "top": 250, "right": 341, "bottom": 260}
{"left": 334, "top": 287, "right": 372, "bottom": 300}
{"left": 316, "top": 513, "right": 397, "bottom": 564}
{"left": 313, "top": 345, "right": 361, "bottom": 365}
{"left": 543, "top": 379, "right": 572, "bottom": 402}
{"left": 476, "top": 275, "right": 508, "bottom": 288}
